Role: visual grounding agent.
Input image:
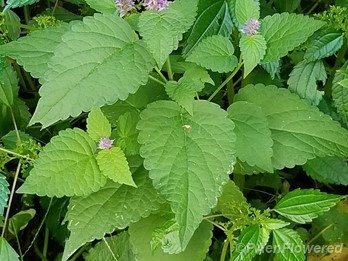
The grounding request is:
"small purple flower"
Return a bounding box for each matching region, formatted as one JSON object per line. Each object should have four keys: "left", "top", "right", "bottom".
{"left": 98, "top": 137, "right": 114, "bottom": 150}
{"left": 241, "top": 18, "right": 261, "bottom": 36}
{"left": 143, "top": 0, "right": 169, "bottom": 11}
{"left": 115, "top": 0, "right": 135, "bottom": 16}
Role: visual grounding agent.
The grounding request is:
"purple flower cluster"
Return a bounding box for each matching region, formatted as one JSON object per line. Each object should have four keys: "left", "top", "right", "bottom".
{"left": 241, "top": 18, "right": 261, "bottom": 36}
{"left": 114, "top": 0, "right": 169, "bottom": 16}
{"left": 98, "top": 137, "right": 114, "bottom": 150}
{"left": 115, "top": 0, "right": 135, "bottom": 17}
{"left": 143, "top": 0, "right": 169, "bottom": 11}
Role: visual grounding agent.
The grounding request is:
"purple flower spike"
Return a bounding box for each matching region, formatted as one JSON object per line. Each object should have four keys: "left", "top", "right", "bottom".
{"left": 98, "top": 137, "right": 114, "bottom": 150}
{"left": 241, "top": 18, "right": 261, "bottom": 36}
{"left": 143, "top": 0, "right": 169, "bottom": 11}
{"left": 115, "top": 0, "right": 135, "bottom": 16}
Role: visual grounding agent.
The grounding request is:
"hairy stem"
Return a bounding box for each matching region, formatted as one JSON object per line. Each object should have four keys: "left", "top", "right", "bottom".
{"left": 208, "top": 62, "right": 243, "bottom": 102}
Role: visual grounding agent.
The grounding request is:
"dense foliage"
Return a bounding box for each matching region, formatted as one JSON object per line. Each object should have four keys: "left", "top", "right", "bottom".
{"left": 0, "top": 0, "right": 348, "bottom": 260}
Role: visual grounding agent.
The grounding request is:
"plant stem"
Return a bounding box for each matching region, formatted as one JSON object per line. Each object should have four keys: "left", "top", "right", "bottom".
{"left": 23, "top": 6, "right": 30, "bottom": 25}
{"left": 14, "top": 227, "right": 24, "bottom": 261}
{"left": 307, "top": 224, "right": 333, "bottom": 245}
{"left": 149, "top": 75, "right": 165, "bottom": 86}
{"left": 203, "top": 218, "right": 226, "bottom": 231}
{"left": 33, "top": 240, "right": 49, "bottom": 261}
{"left": 220, "top": 239, "right": 229, "bottom": 261}
{"left": 154, "top": 66, "right": 168, "bottom": 83}
{"left": 208, "top": 62, "right": 243, "bottom": 102}
{"left": 1, "top": 21, "right": 37, "bottom": 31}
{"left": 166, "top": 56, "right": 174, "bottom": 80}
{"left": 306, "top": 1, "right": 319, "bottom": 15}
{"left": 13, "top": 62, "right": 27, "bottom": 90}
{"left": 69, "top": 244, "right": 89, "bottom": 261}
{"left": 0, "top": 148, "right": 33, "bottom": 161}
{"left": 23, "top": 69, "right": 36, "bottom": 91}
{"left": 23, "top": 198, "right": 53, "bottom": 257}
{"left": 1, "top": 162, "right": 21, "bottom": 238}
{"left": 43, "top": 227, "right": 49, "bottom": 258}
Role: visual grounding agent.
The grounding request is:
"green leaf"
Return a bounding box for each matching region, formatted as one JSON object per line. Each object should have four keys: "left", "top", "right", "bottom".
{"left": 228, "top": 0, "right": 260, "bottom": 27}
{"left": 262, "top": 218, "right": 289, "bottom": 230}
{"left": 304, "top": 29, "right": 344, "bottom": 62}
{"left": 0, "top": 237, "right": 19, "bottom": 261}
{"left": 0, "top": 58, "right": 18, "bottom": 108}
{"left": 275, "top": 0, "right": 301, "bottom": 12}
{"left": 260, "top": 60, "right": 280, "bottom": 79}
{"left": 231, "top": 225, "right": 269, "bottom": 261}
{"left": 8, "top": 209, "right": 36, "bottom": 235}
{"left": 4, "top": 0, "right": 39, "bottom": 11}
{"left": 17, "top": 128, "right": 106, "bottom": 197}
{"left": 0, "top": 174, "right": 10, "bottom": 216}
{"left": 85, "top": 0, "right": 116, "bottom": 14}
{"left": 29, "top": 14, "right": 154, "bottom": 128}
{"left": 86, "top": 232, "right": 136, "bottom": 261}
{"left": 261, "top": 13, "right": 325, "bottom": 62}
{"left": 272, "top": 228, "right": 305, "bottom": 261}
{"left": 129, "top": 212, "right": 213, "bottom": 261}
{"left": 228, "top": 101, "right": 273, "bottom": 172}
{"left": 165, "top": 67, "right": 213, "bottom": 115}
{"left": 183, "top": 0, "right": 233, "bottom": 57}
{"left": 137, "top": 100, "right": 236, "bottom": 248}
{"left": 303, "top": 156, "right": 348, "bottom": 185}
{"left": 139, "top": 0, "right": 198, "bottom": 67}
{"left": 215, "top": 180, "right": 249, "bottom": 219}
{"left": 234, "top": 84, "right": 348, "bottom": 169}
{"left": 116, "top": 111, "right": 141, "bottom": 156}
{"left": 87, "top": 108, "right": 112, "bottom": 142}
{"left": 186, "top": 35, "right": 238, "bottom": 73}
{"left": 274, "top": 189, "right": 343, "bottom": 223}
{"left": 0, "top": 23, "right": 70, "bottom": 79}
{"left": 62, "top": 168, "right": 164, "bottom": 260}
{"left": 1, "top": 10, "right": 20, "bottom": 41}
{"left": 288, "top": 60, "right": 326, "bottom": 105}
{"left": 332, "top": 62, "right": 348, "bottom": 123}
{"left": 1, "top": 130, "right": 30, "bottom": 149}
{"left": 96, "top": 147, "right": 136, "bottom": 187}
{"left": 239, "top": 34, "right": 267, "bottom": 78}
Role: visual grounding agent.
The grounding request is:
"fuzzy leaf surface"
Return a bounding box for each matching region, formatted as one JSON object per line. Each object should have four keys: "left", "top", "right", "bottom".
{"left": 0, "top": 237, "right": 19, "bottom": 261}
{"left": 0, "top": 58, "right": 18, "bottom": 108}
{"left": 17, "top": 128, "right": 106, "bottom": 197}
{"left": 87, "top": 108, "right": 111, "bottom": 142}
{"left": 0, "top": 23, "right": 70, "bottom": 79}
{"left": 227, "top": 101, "right": 273, "bottom": 172}
{"left": 129, "top": 212, "right": 213, "bottom": 261}
{"left": 240, "top": 34, "right": 267, "bottom": 78}
{"left": 0, "top": 174, "right": 10, "bottom": 216}
{"left": 138, "top": 100, "right": 236, "bottom": 248}
{"left": 304, "top": 30, "right": 344, "bottom": 62}
{"left": 139, "top": 0, "right": 198, "bottom": 67}
{"left": 274, "top": 189, "right": 343, "bottom": 223}
{"left": 96, "top": 147, "right": 136, "bottom": 187}
{"left": 85, "top": 0, "right": 115, "bottom": 14}
{"left": 332, "top": 62, "right": 348, "bottom": 124}
{"left": 86, "top": 232, "right": 135, "bottom": 261}
{"left": 288, "top": 60, "right": 326, "bottom": 105}
{"left": 30, "top": 14, "right": 154, "bottom": 128}
{"left": 261, "top": 13, "right": 325, "bottom": 62}
{"left": 4, "top": 0, "right": 39, "bottom": 11}
{"left": 235, "top": 84, "right": 348, "bottom": 169}
{"left": 186, "top": 35, "right": 238, "bottom": 73}
{"left": 303, "top": 156, "right": 348, "bottom": 185}
{"left": 228, "top": 0, "right": 260, "bottom": 27}
{"left": 272, "top": 228, "right": 305, "bottom": 261}
{"left": 63, "top": 169, "right": 164, "bottom": 260}
{"left": 231, "top": 225, "right": 269, "bottom": 261}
